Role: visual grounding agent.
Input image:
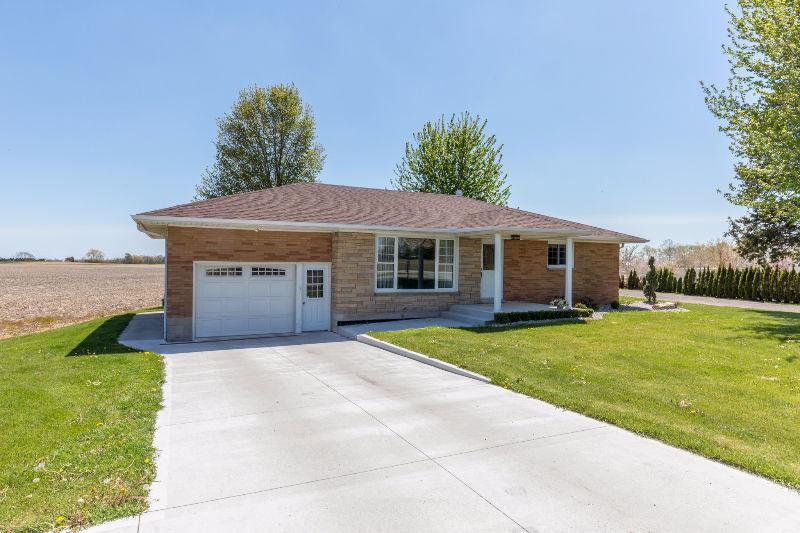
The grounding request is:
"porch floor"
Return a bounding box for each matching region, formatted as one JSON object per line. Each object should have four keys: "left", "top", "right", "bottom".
{"left": 463, "top": 301, "right": 555, "bottom": 313}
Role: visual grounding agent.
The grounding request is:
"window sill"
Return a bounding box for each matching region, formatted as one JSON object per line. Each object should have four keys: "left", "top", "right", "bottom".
{"left": 374, "top": 289, "right": 458, "bottom": 295}
{"left": 547, "top": 265, "right": 567, "bottom": 270}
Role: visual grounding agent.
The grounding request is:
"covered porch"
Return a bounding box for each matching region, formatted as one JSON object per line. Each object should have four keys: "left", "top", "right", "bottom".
{"left": 479, "top": 233, "right": 576, "bottom": 313}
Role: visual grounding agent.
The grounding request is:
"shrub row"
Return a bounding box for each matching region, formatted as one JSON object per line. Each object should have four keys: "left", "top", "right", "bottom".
{"left": 493, "top": 308, "right": 593, "bottom": 324}
{"left": 621, "top": 265, "right": 800, "bottom": 303}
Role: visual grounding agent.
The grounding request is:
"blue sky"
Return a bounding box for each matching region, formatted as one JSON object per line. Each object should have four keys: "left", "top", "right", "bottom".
{"left": 0, "top": 1, "right": 736, "bottom": 258}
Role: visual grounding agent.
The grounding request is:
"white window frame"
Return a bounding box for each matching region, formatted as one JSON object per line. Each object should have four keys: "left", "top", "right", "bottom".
{"left": 374, "top": 235, "right": 459, "bottom": 293}
{"left": 547, "top": 240, "right": 567, "bottom": 269}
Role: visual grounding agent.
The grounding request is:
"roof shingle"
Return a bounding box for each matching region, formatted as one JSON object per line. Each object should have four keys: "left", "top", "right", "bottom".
{"left": 137, "top": 183, "right": 644, "bottom": 241}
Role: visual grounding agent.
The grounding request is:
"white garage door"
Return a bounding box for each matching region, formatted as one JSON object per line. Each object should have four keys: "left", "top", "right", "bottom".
{"left": 194, "top": 263, "right": 296, "bottom": 338}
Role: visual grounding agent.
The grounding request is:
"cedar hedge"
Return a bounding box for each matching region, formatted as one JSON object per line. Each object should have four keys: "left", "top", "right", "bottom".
{"left": 493, "top": 308, "right": 593, "bottom": 324}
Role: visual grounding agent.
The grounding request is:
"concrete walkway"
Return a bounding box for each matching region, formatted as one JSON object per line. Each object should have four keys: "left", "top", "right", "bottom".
{"left": 97, "top": 313, "right": 800, "bottom": 532}
{"left": 620, "top": 288, "right": 800, "bottom": 313}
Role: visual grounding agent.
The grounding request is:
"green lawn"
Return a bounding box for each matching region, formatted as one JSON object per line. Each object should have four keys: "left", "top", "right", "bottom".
{"left": 0, "top": 313, "right": 163, "bottom": 532}
{"left": 372, "top": 303, "right": 800, "bottom": 489}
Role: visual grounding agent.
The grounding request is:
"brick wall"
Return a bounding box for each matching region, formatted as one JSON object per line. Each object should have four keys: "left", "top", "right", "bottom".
{"left": 573, "top": 242, "right": 620, "bottom": 304}
{"left": 504, "top": 240, "right": 619, "bottom": 305}
{"left": 330, "top": 232, "right": 481, "bottom": 325}
{"left": 165, "top": 226, "right": 332, "bottom": 341}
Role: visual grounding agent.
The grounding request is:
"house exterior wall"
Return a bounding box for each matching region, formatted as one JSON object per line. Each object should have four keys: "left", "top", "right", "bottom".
{"left": 165, "top": 226, "right": 332, "bottom": 341}
{"left": 164, "top": 227, "right": 619, "bottom": 341}
{"left": 330, "top": 232, "right": 481, "bottom": 325}
{"left": 504, "top": 240, "right": 619, "bottom": 305}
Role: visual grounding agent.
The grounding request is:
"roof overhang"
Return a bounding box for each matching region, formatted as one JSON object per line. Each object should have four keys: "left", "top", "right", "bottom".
{"left": 132, "top": 214, "right": 648, "bottom": 244}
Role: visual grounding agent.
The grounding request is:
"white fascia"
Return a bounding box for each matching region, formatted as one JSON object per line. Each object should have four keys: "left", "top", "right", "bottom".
{"left": 131, "top": 214, "right": 648, "bottom": 244}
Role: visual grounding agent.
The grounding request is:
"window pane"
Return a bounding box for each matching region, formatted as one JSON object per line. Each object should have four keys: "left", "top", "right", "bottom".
{"left": 377, "top": 263, "right": 394, "bottom": 289}
{"left": 421, "top": 239, "right": 435, "bottom": 289}
{"left": 397, "top": 237, "right": 435, "bottom": 289}
{"left": 548, "top": 244, "right": 566, "bottom": 266}
{"left": 438, "top": 240, "right": 455, "bottom": 289}
{"left": 377, "top": 237, "right": 395, "bottom": 262}
{"left": 205, "top": 266, "right": 242, "bottom": 276}
{"left": 252, "top": 267, "right": 286, "bottom": 276}
{"left": 482, "top": 244, "right": 495, "bottom": 270}
{"left": 398, "top": 237, "right": 420, "bottom": 289}
{"left": 306, "top": 269, "right": 324, "bottom": 298}
{"left": 376, "top": 237, "right": 396, "bottom": 289}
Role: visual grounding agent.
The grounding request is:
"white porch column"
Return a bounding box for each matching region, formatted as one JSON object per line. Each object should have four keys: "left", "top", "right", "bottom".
{"left": 565, "top": 237, "right": 574, "bottom": 308}
{"left": 493, "top": 233, "right": 503, "bottom": 313}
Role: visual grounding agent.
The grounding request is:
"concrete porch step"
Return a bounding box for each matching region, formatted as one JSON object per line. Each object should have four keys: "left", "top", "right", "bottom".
{"left": 447, "top": 304, "right": 496, "bottom": 320}
{"left": 440, "top": 311, "right": 491, "bottom": 326}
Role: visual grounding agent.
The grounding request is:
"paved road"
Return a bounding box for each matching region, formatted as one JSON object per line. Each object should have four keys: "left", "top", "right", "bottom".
{"left": 92, "top": 315, "right": 800, "bottom": 532}
{"left": 620, "top": 288, "right": 800, "bottom": 313}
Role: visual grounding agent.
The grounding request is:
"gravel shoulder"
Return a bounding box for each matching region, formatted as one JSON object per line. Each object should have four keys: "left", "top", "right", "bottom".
{"left": 619, "top": 288, "right": 800, "bottom": 314}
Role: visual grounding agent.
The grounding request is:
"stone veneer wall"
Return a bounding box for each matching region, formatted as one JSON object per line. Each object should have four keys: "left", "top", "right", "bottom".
{"left": 165, "top": 227, "right": 332, "bottom": 341}
{"left": 330, "top": 232, "right": 481, "bottom": 325}
{"left": 504, "top": 240, "right": 619, "bottom": 305}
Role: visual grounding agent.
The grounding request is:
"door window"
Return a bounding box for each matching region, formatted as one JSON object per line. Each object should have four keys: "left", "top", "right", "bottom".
{"left": 306, "top": 269, "right": 324, "bottom": 299}
{"left": 482, "top": 244, "right": 495, "bottom": 271}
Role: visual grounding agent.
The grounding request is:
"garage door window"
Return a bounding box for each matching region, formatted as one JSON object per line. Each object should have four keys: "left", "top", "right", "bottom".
{"left": 205, "top": 266, "right": 242, "bottom": 276}
{"left": 306, "top": 269, "right": 324, "bottom": 298}
{"left": 252, "top": 267, "right": 286, "bottom": 276}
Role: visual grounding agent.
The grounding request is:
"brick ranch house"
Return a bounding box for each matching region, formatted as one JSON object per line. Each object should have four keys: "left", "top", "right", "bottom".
{"left": 133, "top": 183, "right": 646, "bottom": 342}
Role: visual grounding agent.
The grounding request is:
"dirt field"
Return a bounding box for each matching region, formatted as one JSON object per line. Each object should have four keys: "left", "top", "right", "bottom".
{"left": 0, "top": 262, "right": 164, "bottom": 338}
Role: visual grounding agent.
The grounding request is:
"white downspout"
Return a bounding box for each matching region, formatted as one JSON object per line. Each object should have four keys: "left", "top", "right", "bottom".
{"left": 565, "top": 237, "right": 574, "bottom": 308}
{"left": 493, "top": 233, "right": 503, "bottom": 313}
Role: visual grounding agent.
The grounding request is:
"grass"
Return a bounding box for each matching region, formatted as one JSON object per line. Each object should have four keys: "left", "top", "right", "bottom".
{"left": 371, "top": 303, "right": 800, "bottom": 489}
{"left": 0, "top": 312, "right": 163, "bottom": 532}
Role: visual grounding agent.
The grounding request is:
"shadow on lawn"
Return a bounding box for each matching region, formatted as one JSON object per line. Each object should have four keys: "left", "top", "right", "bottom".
{"left": 739, "top": 309, "right": 800, "bottom": 346}
{"left": 68, "top": 313, "right": 138, "bottom": 356}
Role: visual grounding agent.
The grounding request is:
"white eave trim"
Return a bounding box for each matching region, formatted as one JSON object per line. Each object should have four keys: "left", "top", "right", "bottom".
{"left": 131, "top": 214, "right": 648, "bottom": 244}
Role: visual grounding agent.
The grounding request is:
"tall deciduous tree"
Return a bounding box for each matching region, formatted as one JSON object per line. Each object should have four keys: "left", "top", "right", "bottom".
{"left": 196, "top": 84, "right": 325, "bottom": 199}
{"left": 393, "top": 112, "right": 510, "bottom": 205}
{"left": 702, "top": 0, "right": 800, "bottom": 262}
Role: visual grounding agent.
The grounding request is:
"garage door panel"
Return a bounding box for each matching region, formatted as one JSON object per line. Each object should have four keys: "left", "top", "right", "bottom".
{"left": 246, "top": 282, "right": 270, "bottom": 297}
{"left": 194, "top": 263, "right": 297, "bottom": 338}
{"left": 197, "top": 299, "right": 225, "bottom": 316}
{"left": 248, "top": 299, "right": 269, "bottom": 314}
{"left": 269, "top": 283, "right": 293, "bottom": 297}
{"left": 268, "top": 297, "right": 293, "bottom": 313}
{"left": 198, "top": 283, "right": 247, "bottom": 298}
{"left": 269, "top": 316, "right": 294, "bottom": 332}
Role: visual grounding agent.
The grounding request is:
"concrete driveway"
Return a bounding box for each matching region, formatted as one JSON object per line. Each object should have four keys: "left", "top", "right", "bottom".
{"left": 101, "top": 321, "right": 800, "bottom": 532}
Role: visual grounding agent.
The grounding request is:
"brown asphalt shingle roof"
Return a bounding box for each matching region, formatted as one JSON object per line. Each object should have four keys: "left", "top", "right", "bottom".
{"left": 138, "top": 183, "right": 644, "bottom": 241}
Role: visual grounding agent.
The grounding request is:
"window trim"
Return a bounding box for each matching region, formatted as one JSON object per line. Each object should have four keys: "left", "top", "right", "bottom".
{"left": 374, "top": 235, "right": 459, "bottom": 293}
{"left": 547, "top": 241, "right": 567, "bottom": 269}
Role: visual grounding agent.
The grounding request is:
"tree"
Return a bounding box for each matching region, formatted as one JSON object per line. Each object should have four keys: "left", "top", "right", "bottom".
{"left": 702, "top": 1, "right": 800, "bottom": 262}
{"left": 15, "top": 251, "right": 34, "bottom": 260}
{"left": 643, "top": 256, "right": 658, "bottom": 303}
{"left": 84, "top": 249, "right": 105, "bottom": 262}
{"left": 393, "top": 112, "right": 510, "bottom": 205}
{"left": 196, "top": 84, "right": 324, "bottom": 199}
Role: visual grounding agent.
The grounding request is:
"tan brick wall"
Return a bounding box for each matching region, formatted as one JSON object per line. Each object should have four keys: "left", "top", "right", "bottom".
{"left": 165, "top": 226, "right": 332, "bottom": 340}
{"left": 330, "top": 232, "right": 481, "bottom": 324}
{"left": 573, "top": 242, "right": 620, "bottom": 305}
{"left": 504, "top": 240, "right": 619, "bottom": 305}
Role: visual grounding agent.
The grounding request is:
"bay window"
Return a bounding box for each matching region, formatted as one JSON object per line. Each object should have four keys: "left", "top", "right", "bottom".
{"left": 375, "top": 236, "right": 457, "bottom": 291}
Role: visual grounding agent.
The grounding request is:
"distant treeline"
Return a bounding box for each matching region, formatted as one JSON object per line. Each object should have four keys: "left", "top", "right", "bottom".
{"left": 621, "top": 265, "right": 800, "bottom": 303}
{"left": 66, "top": 253, "right": 164, "bottom": 264}
{"left": 0, "top": 257, "right": 48, "bottom": 262}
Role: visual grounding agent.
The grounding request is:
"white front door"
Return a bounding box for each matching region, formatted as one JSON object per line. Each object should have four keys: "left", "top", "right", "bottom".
{"left": 194, "top": 263, "right": 296, "bottom": 338}
{"left": 301, "top": 264, "right": 330, "bottom": 331}
{"left": 480, "top": 242, "right": 495, "bottom": 300}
